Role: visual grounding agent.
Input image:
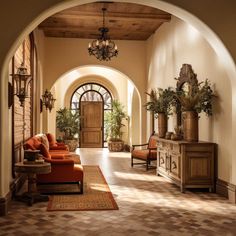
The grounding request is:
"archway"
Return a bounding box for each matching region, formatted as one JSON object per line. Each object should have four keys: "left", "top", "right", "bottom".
{"left": 48, "top": 65, "right": 142, "bottom": 149}
{"left": 1, "top": 0, "right": 236, "bottom": 200}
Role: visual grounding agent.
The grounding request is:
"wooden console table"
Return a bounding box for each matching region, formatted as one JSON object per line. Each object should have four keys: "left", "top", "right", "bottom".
{"left": 155, "top": 137, "right": 216, "bottom": 193}
{"left": 15, "top": 162, "right": 51, "bottom": 206}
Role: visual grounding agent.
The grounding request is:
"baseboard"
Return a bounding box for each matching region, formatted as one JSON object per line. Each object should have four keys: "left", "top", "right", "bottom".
{"left": 0, "top": 191, "right": 11, "bottom": 216}
{"left": 0, "top": 174, "right": 26, "bottom": 216}
{"left": 216, "top": 178, "right": 236, "bottom": 204}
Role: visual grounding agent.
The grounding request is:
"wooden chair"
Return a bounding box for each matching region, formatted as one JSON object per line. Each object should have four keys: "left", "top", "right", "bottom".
{"left": 131, "top": 133, "right": 157, "bottom": 170}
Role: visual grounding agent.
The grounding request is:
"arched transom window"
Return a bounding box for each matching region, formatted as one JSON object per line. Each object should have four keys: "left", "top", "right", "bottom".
{"left": 70, "top": 83, "right": 112, "bottom": 111}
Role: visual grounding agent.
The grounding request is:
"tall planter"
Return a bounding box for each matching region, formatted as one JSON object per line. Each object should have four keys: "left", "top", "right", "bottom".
{"left": 158, "top": 113, "right": 167, "bottom": 138}
{"left": 183, "top": 111, "right": 199, "bottom": 142}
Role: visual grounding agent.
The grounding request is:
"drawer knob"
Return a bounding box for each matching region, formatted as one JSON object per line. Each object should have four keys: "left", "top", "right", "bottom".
{"left": 172, "top": 161, "right": 177, "bottom": 169}
{"left": 160, "top": 157, "right": 165, "bottom": 164}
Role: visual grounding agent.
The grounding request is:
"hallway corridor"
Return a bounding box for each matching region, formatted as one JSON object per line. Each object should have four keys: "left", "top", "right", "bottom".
{"left": 1, "top": 148, "right": 236, "bottom": 236}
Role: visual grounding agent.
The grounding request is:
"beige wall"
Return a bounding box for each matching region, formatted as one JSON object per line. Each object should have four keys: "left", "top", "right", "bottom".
{"left": 33, "top": 29, "right": 45, "bottom": 134}
{"left": 43, "top": 37, "right": 146, "bottom": 95}
{"left": 42, "top": 37, "right": 146, "bottom": 144}
{"left": 146, "top": 16, "right": 233, "bottom": 184}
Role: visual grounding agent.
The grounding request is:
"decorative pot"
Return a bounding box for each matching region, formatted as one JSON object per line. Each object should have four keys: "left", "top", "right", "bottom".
{"left": 108, "top": 140, "right": 124, "bottom": 152}
{"left": 64, "top": 139, "right": 78, "bottom": 152}
{"left": 182, "top": 111, "right": 199, "bottom": 142}
{"left": 158, "top": 113, "right": 167, "bottom": 138}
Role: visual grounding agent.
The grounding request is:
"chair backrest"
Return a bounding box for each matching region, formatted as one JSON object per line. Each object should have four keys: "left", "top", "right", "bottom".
{"left": 148, "top": 134, "right": 157, "bottom": 149}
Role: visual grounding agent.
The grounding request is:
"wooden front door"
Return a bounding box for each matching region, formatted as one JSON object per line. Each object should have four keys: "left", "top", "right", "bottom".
{"left": 80, "top": 101, "right": 103, "bottom": 147}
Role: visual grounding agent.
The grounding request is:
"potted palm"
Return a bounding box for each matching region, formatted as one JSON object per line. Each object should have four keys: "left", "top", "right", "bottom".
{"left": 175, "top": 79, "right": 214, "bottom": 141}
{"left": 104, "top": 100, "right": 128, "bottom": 152}
{"left": 145, "top": 87, "right": 175, "bottom": 138}
{"left": 56, "top": 107, "right": 80, "bottom": 151}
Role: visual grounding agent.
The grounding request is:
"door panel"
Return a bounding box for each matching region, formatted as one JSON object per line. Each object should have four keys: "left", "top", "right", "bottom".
{"left": 80, "top": 101, "right": 103, "bottom": 147}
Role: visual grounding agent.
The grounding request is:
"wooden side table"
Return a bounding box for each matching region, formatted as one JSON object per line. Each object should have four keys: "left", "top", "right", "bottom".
{"left": 15, "top": 162, "right": 51, "bottom": 206}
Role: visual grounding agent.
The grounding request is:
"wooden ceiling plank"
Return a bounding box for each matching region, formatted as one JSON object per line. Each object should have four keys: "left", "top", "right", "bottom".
{"left": 49, "top": 11, "right": 171, "bottom": 21}
{"left": 39, "top": 2, "right": 171, "bottom": 40}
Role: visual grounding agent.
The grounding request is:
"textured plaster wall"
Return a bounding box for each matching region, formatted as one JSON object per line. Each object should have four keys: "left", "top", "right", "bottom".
{"left": 146, "top": 16, "right": 233, "bottom": 184}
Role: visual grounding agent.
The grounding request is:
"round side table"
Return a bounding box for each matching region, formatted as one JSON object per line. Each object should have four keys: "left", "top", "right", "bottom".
{"left": 15, "top": 162, "right": 51, "bottom": 206}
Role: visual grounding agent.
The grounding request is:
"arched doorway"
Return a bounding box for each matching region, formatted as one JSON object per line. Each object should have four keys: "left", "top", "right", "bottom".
{"left": 0, "top": 0, "right": 236, "bottom": 207}
{"left": 70, "top": 82, "right": 112, "bottom": 147}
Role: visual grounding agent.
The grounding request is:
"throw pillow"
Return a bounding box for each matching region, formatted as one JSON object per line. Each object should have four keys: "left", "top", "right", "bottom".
{"left": 46, "top": 133, "right": 56, "bottom": 146}
{"left": 39, "top": 143, "right": 51, "bottom": 159}
{"left": 29, "top": 137, "right": 41, "bottom": 149}
{"left": 41, "top": 134, "right": 49, "bottom": 150}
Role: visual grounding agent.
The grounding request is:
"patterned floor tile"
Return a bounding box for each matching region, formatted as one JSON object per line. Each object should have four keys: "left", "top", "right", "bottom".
{"left": 0, "top": 148, "right": 236, "bottom": 236}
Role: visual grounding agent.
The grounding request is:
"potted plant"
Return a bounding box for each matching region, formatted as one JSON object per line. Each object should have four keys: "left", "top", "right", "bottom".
{"left": 104, "top": 100, "right": 128, "bottom": 152}
{"left": 145, "top": 87, "right": 175, "bottom": 138}
{"left": 56, "top": 107, "right": 80, "bottom": 151}
{"left": 175, "top": 79, "right": 214, "bottom": 141}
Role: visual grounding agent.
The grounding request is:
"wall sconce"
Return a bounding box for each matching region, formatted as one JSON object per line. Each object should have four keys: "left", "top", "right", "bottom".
{"left": 11, "top": 63, "right": 32, "bottom": 106}
{"left": 41, "top": 89, "right": 56, "bottom": 112}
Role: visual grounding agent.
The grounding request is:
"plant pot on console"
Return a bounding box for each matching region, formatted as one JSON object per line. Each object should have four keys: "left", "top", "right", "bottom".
{"left": 145, "top": 87, "right": 174, "bottom": 138}
{"left": 182, "top": 111, "right": 199, "bottom": 142}
{"left": 157, "top": 113, "right": 167, "bottom": 138}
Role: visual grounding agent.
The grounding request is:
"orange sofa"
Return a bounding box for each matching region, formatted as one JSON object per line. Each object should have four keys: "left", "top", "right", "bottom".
{"left": 23, "top": 133, "right": 83, "bottom": 193}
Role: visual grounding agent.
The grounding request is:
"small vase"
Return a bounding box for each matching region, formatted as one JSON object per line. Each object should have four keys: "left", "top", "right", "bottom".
{"left": 158, "top": 113, "right": 167, "bottom": 138}
{"left": 182, "top": 111, "right": 199, "bottom": 142}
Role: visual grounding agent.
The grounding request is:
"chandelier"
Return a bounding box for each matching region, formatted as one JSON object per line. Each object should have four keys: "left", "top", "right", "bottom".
{"left": 88, "top": 8, "right": 118, "bottom": 61}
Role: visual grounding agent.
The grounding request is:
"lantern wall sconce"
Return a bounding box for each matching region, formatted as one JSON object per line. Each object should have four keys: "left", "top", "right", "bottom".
{"left": 10, "top": 63, "right": 32, "bottom": 107}
{"left": 41, "top": 89, "right": 56, "bottom": 112}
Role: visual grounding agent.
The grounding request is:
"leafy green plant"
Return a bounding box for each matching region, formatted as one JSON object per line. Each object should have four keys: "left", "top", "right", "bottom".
{"left": 56, "top": 108, "right": 80, "bottom": 140}
{"left": 145, "top": 87, "right": 175, "bottom": 117}
{"left": 175, "top": 79, "right": 214, "bottom": 116}
{"left": 104, "top": 100, "right": 128, "bottom": 142}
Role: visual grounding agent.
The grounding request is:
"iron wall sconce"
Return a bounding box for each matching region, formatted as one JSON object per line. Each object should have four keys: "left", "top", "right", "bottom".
{"left": 41, "top": 89, "right": 56, "bottom": 112}
{"left": 10, "top": 63, "right": 32, "bottom": 107}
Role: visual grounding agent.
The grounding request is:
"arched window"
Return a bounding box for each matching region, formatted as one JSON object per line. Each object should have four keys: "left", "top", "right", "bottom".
{"left": 71, "top": 83, "right": 112, "bottom": 110}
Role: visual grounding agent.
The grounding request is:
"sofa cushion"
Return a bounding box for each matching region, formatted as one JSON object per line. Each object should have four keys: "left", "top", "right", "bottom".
{"left": 132, "top": 149, "right": 157, "bottom": 160}
{"left": 39, "top": 143, "right": 51, "bottom": 159}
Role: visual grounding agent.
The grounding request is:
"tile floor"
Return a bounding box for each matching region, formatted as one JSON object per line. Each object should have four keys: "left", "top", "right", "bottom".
{"left": 1, "top": 148, "right": 236, "bottom": 236}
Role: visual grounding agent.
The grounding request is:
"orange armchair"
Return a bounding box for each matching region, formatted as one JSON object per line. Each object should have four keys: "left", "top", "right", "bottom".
{"left": 131, "top": 134, "right": 157, "bottom": 170}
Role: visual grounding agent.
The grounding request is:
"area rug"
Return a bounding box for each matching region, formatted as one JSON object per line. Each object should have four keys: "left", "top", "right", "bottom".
{"left": 38, "top": 183, "right": 81, "bottom": 194}
{"left": 47, "top": 165, "right": 119, "bottom": 211}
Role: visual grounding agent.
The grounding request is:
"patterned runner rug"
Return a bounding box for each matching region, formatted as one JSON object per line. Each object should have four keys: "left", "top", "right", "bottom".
{"left": 47, "top": 165, "right": 118, "bottom": 211}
